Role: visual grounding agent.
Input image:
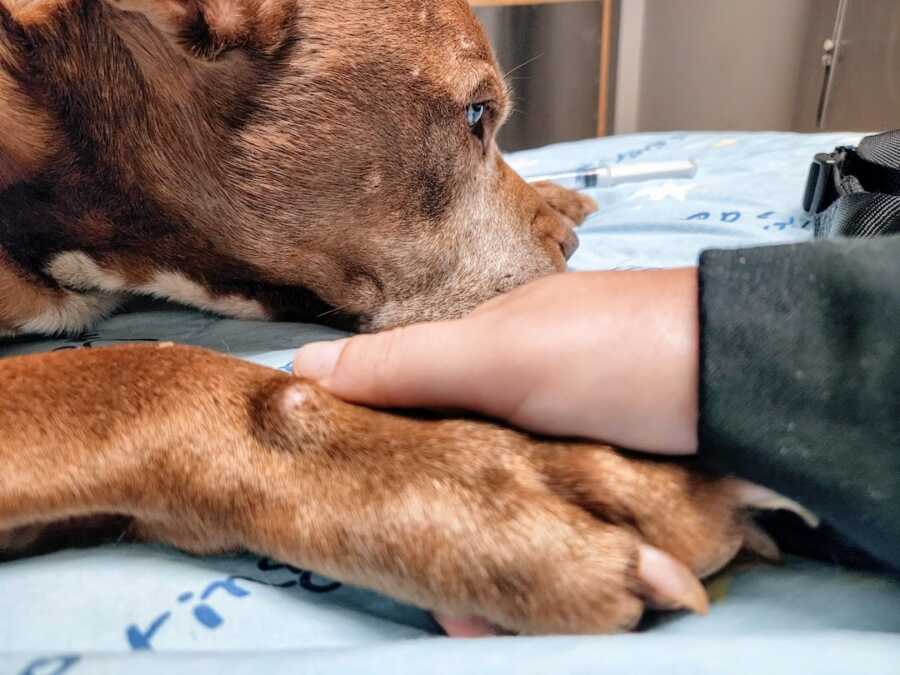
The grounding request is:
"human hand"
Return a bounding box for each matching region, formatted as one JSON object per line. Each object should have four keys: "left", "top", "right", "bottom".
{"left": 294, "top": 268, "right": 700, "bottom": 454}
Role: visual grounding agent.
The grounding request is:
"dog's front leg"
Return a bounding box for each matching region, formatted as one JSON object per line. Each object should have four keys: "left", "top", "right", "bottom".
{"left": 0, "top": 343, "right": 349, "bottom": 557}
{"left": 1, "top": 343, "right": 779, "bottom": 635}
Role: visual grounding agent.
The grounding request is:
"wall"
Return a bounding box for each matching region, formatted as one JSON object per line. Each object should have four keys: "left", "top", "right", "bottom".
{"left": 615, "top": 0, "right": 817, "bottom": 133}
{"left": 475, "top": 1, "right": 608, "bottom": 151}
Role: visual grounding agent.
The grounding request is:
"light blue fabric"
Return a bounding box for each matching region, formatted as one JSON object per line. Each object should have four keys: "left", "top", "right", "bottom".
{"left": 510, "top": 131, "right": 852, "bottom": 271}
{"left": 5, "top": 132, "right": 900, "bottom": 675}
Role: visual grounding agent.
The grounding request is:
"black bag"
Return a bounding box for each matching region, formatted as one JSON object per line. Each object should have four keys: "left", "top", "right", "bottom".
{"left": 803, "top": 129, "right": 900, "bottom": 238}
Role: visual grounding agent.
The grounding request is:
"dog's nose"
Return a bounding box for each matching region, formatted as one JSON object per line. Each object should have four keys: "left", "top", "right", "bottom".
{"left": 557, "top": 228, "right": 579, "bottom": 260}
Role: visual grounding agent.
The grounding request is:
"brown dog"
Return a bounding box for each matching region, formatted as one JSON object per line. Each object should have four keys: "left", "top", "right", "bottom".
{"left": 1, "top": 0, "right": 783, "bottom": 634}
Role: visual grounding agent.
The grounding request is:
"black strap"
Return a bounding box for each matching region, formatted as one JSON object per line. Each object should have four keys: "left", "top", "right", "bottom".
{"left": 815, "top": 192, "right": 900, "bottom": 238}
{"left": 805, "top": 130, "right": 900, "bottom": 239}
{"left": 859, "top": 129, "right": 900, "bottom": 168}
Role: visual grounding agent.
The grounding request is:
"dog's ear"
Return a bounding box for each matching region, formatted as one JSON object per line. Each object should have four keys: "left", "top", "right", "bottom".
{"left": 7, "top": 0, "right": 295, "bottom": 61}
{"left": 109, "top": 0, "right": 296, "bottom": 59}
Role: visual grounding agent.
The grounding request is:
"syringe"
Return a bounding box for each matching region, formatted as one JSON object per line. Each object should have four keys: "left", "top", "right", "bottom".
{"left": 525, "top": 159, "right": 698, "bottom": 190}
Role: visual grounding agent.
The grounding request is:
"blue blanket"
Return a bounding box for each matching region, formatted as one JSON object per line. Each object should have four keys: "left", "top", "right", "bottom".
{"left": 4, "top": 132, "right": 900, "bottom": 675}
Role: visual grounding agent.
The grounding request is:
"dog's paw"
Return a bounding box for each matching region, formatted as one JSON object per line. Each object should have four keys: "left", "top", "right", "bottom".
{"left": 250, "top": 382, "right": 804, "bottom": 636}
{"left": 415, "top": 439, "right": 796, "bottom": 635}
{"left": 531, "top": 180, "right": 599, "bottom": 226}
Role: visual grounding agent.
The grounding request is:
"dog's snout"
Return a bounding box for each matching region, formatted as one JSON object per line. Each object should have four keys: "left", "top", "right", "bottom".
{"left": 558, "top": 228, "right": 579, "bottom": 260}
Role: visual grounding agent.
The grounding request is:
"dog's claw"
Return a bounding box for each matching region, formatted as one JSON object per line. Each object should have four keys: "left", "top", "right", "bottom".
{"left": 734, "top": 481, "right": 820, "bottom": 528}
{"left": 741, "top": 521, "right": 782, "bottom": 562}
{"left": 637, "top": 544, "right": 709, "bottom": 615}
{"left": 433, "top": 613, "right": 507, "bottom": 638}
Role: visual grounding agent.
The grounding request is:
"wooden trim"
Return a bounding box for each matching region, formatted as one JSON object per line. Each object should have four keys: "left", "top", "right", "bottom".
{"left": 470, "top": 0, "right": 598, "bottom": 6}
{"left": 596, "top": 0, "right": 613, "bottom": 136}
{"left": 612, "top": 0, "right": 643, "bottom": 134}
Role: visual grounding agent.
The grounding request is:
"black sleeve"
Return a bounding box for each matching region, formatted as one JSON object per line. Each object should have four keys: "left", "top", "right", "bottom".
{"left": 698, "top": 235, "right": 900, "bottom": 570}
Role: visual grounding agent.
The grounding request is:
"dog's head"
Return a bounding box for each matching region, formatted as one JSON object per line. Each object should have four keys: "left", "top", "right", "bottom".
{"left": 1, "top": 0, "right": 584, "bottom": 331}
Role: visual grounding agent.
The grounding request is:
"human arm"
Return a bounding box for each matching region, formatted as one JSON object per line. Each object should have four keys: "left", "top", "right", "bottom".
{"left": 294, "top": 237, "right": 900, "bottom": 568}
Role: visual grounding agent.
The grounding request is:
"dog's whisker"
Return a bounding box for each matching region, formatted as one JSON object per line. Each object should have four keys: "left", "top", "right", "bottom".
{"left": 504, "top": 53, "right": 543, "bottom": 79}
{"left": 115, "top": 527, "right": 129, "bottom": 545}
{"left": 316, "top": 305, "right": 349, "bottom": 319}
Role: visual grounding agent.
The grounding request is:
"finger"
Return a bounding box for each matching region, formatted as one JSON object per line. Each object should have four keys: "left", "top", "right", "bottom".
{"left": 293, "top": 321, "right": 495, "bottom": 410}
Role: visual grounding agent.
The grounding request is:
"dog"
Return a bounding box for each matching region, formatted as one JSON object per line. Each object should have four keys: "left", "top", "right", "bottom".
{"left": 0, "top": 0, "right": 787, "bottom": 635}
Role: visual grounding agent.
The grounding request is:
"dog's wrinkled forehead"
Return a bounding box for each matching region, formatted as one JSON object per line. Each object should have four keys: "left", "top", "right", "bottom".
{"left": 297, "top": 0, "right": 506, "bottom": 108}
{"left": 418, "top": 1, "right": 498, "bottom": 92}
{"left": 241, "top": 0, "right": 512, "bottom": 230}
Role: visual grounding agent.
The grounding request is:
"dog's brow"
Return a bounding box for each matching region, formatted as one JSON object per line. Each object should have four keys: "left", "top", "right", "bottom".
{"left": 467, "top": 77, "right": 505, "bottom": 106}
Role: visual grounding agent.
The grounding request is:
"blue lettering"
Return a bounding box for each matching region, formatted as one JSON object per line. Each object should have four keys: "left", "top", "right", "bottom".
{"left": 299, "top": 572, "right": 342, "bottom": 594}
{"left": 201, "top": 576, "right": 251, "bottom": 600}
{"left": 721, "top": 211, "right": 741, "bottom": 223}
{"left": 20, "top": 655, "right": 80, "bottom": 675}
{"left": 193, "top": 604, "right": 224, "bottom": 629}
{"left": 126, "top": 611, "right": 171, "bottom": 651}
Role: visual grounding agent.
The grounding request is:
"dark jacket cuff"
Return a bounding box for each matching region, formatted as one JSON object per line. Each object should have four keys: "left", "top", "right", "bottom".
{"left": 698, "top": 236, "right": 900, "bottom": 568}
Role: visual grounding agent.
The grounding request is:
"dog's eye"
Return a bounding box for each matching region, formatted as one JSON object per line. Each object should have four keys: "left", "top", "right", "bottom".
{"left": 466, "top": 102, "right": 486, "bottom": 128}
